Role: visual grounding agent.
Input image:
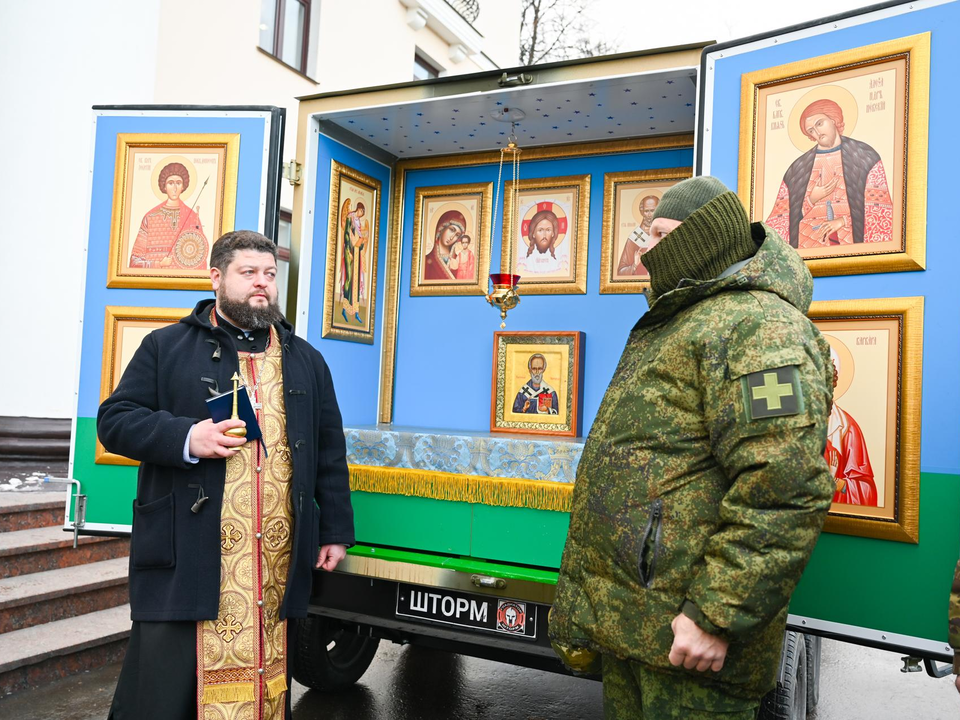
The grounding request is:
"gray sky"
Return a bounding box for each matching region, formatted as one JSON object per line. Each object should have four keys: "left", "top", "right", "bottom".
{"left": 586, "top": 0, "right": 885, "bottom": 53}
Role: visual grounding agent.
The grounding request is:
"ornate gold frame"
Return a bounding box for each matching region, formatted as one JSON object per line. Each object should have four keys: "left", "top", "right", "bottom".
{"left": 97, "top": 305, "right": 190, "bottom": 465}
{"left": 409, "top": 181, "right": 493, "bottom": 297}
{"left": 599, "top": 167, "right": 692, "bottom": 294}
{"left": 808, "top": 297, "right": 923, "bottom": 543}
{"left": 377, "top": 134, "right": 694, "bottom": 422}
{"left": 738, "top": 33, "right": 930, "bottom": 277}
{"left": 321, "top": 160, "right": 381, "bottom": 344}
{"left": 490, "top": 331, "right": 583, "bottom": 437}
{"left": 107, "top": 133, "right": 240, "bottom": 290}
{"left": 498, "top": 174, "right": 591, "bottom": 295}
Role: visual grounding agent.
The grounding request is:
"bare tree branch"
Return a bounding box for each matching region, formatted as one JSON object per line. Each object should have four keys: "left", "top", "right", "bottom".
{"left": 519, "top": 0, "right": 616, "bottom": 65}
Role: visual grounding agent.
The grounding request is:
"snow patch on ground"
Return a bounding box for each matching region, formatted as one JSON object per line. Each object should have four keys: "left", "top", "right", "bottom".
{"left": 0, "top": 471, "right": 50, "bottom": 492}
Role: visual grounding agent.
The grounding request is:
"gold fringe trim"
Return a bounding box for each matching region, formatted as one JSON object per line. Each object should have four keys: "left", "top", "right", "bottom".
{"left": 202, "top": 682, "right": 255, "bottom": 704}
{"left": 349, "top": 465, "right": 573, "bottom": 512}
{"left": 265, "top": 673, "right": 288, "bottom": 698}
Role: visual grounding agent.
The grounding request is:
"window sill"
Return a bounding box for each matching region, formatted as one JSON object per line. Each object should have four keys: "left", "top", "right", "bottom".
{"left": 256, "top": 46, "right": 319, "bottom": 84}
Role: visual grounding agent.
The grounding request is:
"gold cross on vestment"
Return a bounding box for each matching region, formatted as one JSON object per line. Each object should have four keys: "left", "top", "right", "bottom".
{"left": 221, "top": 522, "right": 242, "bottom": 551}
{"left": 265, "top": 519, "right": 290, "bottom": 548}
{"left": 752, "top": 372, "right": 793, "bottom": 411}
{"left": 215, "top": 613, "right": 243, "bottom": 642}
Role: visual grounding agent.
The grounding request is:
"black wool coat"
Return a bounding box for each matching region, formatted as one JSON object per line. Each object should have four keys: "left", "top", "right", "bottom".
{"left": 97, "top": 299, "right": 354, "bottom": 622}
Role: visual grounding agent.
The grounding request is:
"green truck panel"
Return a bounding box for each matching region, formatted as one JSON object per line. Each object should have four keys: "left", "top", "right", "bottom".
{"left": 73, "top": 417, "right": 136, "bottom": 525}
{"left": 789, "top": 471, "right": 960, "bottom": 645}
{"left": 352, "top": 491, "right": 570, "bottom": 569}
{"left": 470, "top": 503, "right": 569, "bottom": 569}
{"left": 352, "top": 491, "right": 473, "bottom": 555}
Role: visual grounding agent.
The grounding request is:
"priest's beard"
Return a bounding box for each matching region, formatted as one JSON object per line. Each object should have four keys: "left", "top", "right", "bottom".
{"left": 217, "top": 288, "right": 284, "bottom": 330}
{"left": 530, "top": 372, "right": 544, "bottom": 386}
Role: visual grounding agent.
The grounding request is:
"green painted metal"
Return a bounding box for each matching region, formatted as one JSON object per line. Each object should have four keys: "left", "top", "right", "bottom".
{"left": 789, "top": 471, "right": 960, "bottom": 645}
{"left": 351, "top": 491, "right": 570, "bottom": 569}
{"left": 352, "top": 491, "right": 472, "bottom": 555}
{"left": 347, "top": 545, "right": 559, "bottom": 584}
{"left": 470, "top": 504, "right": 569, "bottom": 569}
{"left": 73, "top": 417, "right": 136, "bottom": 527}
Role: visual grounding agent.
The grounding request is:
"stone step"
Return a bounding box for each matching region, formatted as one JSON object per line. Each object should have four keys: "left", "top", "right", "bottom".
{"left": 0, "top": 526, "right": 129, "bottom": 579}
{"left": 0, "top": 416, "right": 70, "bottom": 462}
{"left": 0, "top": 557, "right": 129, "bottom": 633}
{"left": 0, "top": 604, "right": 130, "bottom": 696}
{"left": 0, "top": 491, "right": 68, "bottom": 532}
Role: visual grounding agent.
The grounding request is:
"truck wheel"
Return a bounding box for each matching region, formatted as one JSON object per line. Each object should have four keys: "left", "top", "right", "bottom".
{"left": 758, "top": 630, "right": 808, "bottom": 720}
{"left": 292, "top": 615, "right": 380, "bottom": 691}
{"left": 803, "top": 634, "right": 821, "bottom": 709}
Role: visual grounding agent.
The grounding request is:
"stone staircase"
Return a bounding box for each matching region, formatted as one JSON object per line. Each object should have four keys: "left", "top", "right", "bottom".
{"left": 0, "top": 492, "right": 131, "bottom": 696}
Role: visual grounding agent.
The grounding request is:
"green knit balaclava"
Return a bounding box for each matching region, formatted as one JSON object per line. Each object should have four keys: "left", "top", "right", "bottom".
{"left": 643, "top": 176, "right": 757, "bottom": 304}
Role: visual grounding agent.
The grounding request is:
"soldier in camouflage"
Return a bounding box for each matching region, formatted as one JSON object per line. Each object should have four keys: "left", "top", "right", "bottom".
{"left": 550, "top": 176, "right": 835, "bottom": 718}
{"left": 950, "top": 558, "right": 960, "bottom": 693}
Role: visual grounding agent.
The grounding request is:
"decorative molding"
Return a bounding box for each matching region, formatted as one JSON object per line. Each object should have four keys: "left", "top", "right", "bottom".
{"left": 398, "top": 0, "right": 484, "bottom": 55}
{"left": 405, "top": 7, "right": 428, "bottom": 31}
{"left": 448, "top": 43, "right": 467, "bottom": 64}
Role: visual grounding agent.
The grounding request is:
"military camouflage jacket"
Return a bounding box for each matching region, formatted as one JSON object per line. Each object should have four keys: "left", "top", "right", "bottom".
{"left": 550, "top": 226, "right": 834, "bottom": 699}
{"left": 950, "top": 559, "right": 960, "bottom": 673}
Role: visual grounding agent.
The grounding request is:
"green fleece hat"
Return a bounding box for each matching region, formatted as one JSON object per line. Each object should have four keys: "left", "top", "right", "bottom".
{"left": 652, "top": 175, "right": 730, "bottom": 222}
{"left": 643, "top": 177, "right": 757, "bottom": 304}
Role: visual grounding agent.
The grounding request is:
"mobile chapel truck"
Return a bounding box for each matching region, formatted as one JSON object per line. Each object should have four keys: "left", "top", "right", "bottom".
{"left": 67, "top": 2, "right": 960, "bottom": 717}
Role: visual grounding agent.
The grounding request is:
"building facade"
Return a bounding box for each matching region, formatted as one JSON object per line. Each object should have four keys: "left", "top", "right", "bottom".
{"left": 0, "top": 0, "right": 520, "bottom": 420}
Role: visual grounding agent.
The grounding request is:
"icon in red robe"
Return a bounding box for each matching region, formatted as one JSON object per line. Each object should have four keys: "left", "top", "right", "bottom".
{"left": 826, "top": 403, "right": 877, "bottom": 506}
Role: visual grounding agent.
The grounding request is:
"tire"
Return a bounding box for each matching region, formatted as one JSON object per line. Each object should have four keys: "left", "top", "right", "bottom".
{"left": 804, "top": 634, "right": 821, "bottom": 709}
{"left": 758, "top": 630, "right": 808, "bottom": 720}
{"left": 292, "top": 615, "right": 381, "bottom": 691}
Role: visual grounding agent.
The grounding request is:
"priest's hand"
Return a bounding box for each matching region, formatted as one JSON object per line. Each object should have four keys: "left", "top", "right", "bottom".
{"left": 189, "top": 418, "right": 247, "bottom": 459}
{"left": 668, "top": 612, "right": 729, "bottom": 673}
{"left": 316, "top": 543, "right": 347, "bottom": 571}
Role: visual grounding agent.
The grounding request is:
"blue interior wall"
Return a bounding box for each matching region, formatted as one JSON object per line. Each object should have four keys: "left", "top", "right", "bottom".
{"left": 78, "top": 114, "right": 268, "bottom": 419}
{"left": 305, "top": 135, "right": 392, "bottom": 426}
{"left": 391, "top": 147, "right": 693, "bottom": 434}
{"left": 707, "top": 1, "right": 960, "bottom": 474}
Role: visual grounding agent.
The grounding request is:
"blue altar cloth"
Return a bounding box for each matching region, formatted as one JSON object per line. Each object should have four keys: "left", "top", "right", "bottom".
{"left": 344, "top": 426, "right": 584, "bottom": 484}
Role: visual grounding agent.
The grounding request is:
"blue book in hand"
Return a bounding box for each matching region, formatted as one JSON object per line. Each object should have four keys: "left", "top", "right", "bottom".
{"left": 205, "top": 385, "right": 265, "bottom": 454}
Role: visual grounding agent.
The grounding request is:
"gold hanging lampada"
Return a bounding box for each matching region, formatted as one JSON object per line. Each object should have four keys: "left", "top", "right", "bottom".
{"left": 487, "top": 111, "right": 524, "bottom": 328}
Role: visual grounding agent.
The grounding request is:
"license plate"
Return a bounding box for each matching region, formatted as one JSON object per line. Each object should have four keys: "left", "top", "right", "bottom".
{"left": 396, "top": 583, "right": 537, "bottom": 639}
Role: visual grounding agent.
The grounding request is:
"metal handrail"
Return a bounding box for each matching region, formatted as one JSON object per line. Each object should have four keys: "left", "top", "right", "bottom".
{"left": 42, "top": 476, "right": 86, "bottom": 549}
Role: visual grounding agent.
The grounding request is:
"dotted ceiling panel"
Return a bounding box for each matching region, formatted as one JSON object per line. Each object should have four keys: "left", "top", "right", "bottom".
{"left": 323, "top": 69, "right": 698, "bottom": 157}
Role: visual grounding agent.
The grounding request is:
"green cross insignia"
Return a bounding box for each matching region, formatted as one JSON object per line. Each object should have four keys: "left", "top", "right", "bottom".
{"left": 741, "top": 366, "right": 803, "bottom": 421}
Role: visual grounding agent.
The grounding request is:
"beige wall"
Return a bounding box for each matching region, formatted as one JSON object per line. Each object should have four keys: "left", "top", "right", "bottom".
{"left": 156, "top": 0, "right": 520, "bottom": 210}
{"left": 315, "top": 0, "right": 518, "bottom": 90}
{"left": 474, "top": 0, "right": 522, "bottom": 68}
{"left": 0, "top": 0, "right": 162, "bottom": 419}
{"left": 155, "top": 0, "right": 319, "bottom": 210}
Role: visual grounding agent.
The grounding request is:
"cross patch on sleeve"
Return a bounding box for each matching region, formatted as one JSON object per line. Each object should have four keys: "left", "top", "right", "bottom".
{"left": 740, "top": 366, "right": 804, "bottom": 421}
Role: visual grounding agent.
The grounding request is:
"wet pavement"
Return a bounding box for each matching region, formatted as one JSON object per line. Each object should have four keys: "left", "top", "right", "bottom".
{"left": 2, "top": 637, "right": 957, "bottom": 719}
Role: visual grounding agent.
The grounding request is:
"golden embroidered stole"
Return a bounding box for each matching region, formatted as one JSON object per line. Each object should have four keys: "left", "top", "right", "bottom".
{"left": 197, "top": 325, "right": 294, "bottom": 719}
